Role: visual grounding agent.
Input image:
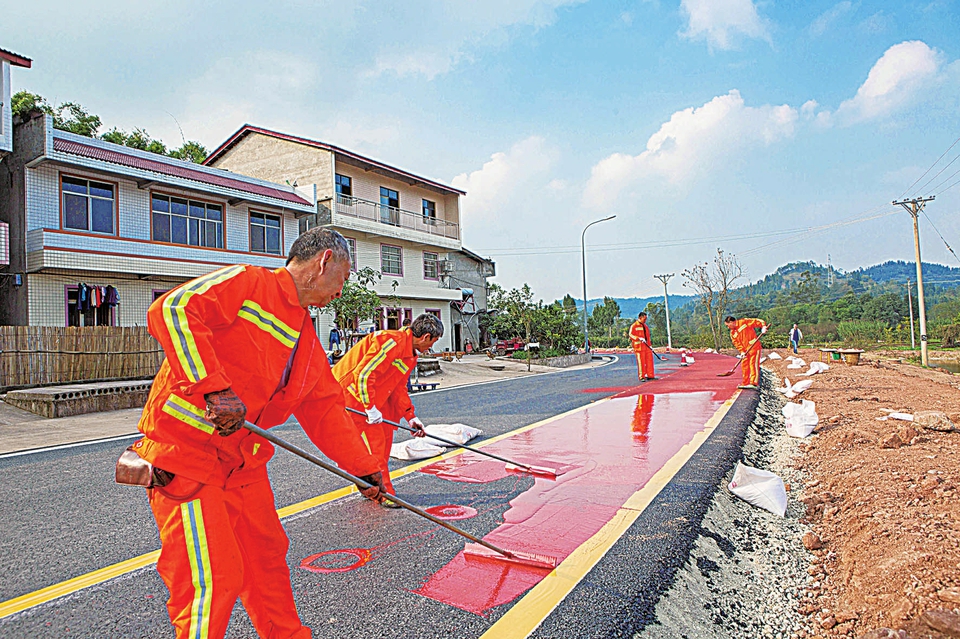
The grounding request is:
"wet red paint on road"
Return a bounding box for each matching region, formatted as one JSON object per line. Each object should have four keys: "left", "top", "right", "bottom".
{"left": 424, "top": 504, "right": 479, "bottom": 520}
{"left": 300, "top": 548, "right": 373, "bottom": 573}
{"left": 413, "top": 353, "right": 740, "bottom": 614}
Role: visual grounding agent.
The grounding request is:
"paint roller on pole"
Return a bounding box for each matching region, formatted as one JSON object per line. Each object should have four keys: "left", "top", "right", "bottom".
{"left": 241, "top": 420, "right": 558, "bottom": 570}
{"left": 345, "top": 407, "right": 561, "bottom": 478}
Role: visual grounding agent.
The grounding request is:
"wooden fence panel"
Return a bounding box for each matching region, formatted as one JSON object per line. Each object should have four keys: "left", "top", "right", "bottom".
{"left": 0, "top": 326, "right": 164, "bottom": 391}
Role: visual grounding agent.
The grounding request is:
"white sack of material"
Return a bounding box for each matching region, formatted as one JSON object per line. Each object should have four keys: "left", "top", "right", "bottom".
{"left": 728, "top": 461, "right": 788, "bottom": 517}
{"left": 767, "top": 352, "right": 783, "bottom": 360}
{"left": 760, "top": 356, "right": 768, "bottom": 364}
{"left": 390, "top": 438, "right": 447, "bottom": 460}
{"left": 778, "top": 377, "right": 813, "bottom": 399}
{"left": 704, "top": 348, "right": 715, "bottom": 353}
{"left": 782, "top": 399, "right": 818, "bottom": 437}
{"left": 421, "top": 423, "right": 482, "bottom": 447}
{"left": 786, "top": 356, "right": 806, "bottom": 369}
{"left": 800, "top": 361, "right": 830, "bottom": 376}
{"left": 888, "top": 412, "right": 914, "bottom": 422}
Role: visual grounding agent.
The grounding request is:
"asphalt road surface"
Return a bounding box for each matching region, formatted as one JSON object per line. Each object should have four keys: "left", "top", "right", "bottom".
{"left": 0, "top": 353, "right": 757, "bottom": 638}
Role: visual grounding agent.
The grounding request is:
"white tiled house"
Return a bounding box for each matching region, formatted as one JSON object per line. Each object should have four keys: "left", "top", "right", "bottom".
{"left": 0, "top": 115, "right": 315, "bottom": 326}
{"left": 205, "top": 126, "right": 485, "bottom": 353}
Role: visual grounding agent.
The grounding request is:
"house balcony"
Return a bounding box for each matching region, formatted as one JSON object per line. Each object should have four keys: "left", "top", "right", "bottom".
{"left": 327, "top": 195, "right": 461, "bottom": 250}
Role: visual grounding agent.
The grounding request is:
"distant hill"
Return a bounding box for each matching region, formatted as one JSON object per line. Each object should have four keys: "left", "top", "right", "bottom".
{"left": 577, "top": 294, "right": 696, "bottom": 317}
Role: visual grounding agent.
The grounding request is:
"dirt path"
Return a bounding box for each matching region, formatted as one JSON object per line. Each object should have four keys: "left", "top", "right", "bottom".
{"left": 765, "top": 349, "right": 960, "bottom": 638}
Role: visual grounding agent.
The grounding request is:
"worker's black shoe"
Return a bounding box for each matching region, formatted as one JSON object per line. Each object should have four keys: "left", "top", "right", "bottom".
{"left": 737, "top": 384, "right": 759, "bottom": 390}
{"left": 644, "top": 377, "right": 658, "bottom": 381}
{"left": 379, "top": 497, "right": 402, "bottom": 509}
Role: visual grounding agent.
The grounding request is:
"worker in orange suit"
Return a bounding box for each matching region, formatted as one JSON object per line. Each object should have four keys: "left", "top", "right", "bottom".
{"left": 724, "top": 315, "right": 768, "bottom": 390}
{"left": 122, "top": 228, "right": 385, "bottom": 639}
{"left": 333, "top": 313, "right": 443, "bottom": 507}
{"left": 629, "top": 311, "right": 656, "bottom": 381}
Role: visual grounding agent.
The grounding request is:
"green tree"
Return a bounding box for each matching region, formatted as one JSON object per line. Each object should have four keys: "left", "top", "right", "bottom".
{"left": 324, "top": 267, "right": 390, "bottom": 330}
{"left": 169, "top": 141, "right": 209, "bottom": 164}
{"left": 644, "top": 301, "right": 666, "bottom": 341}
{"left": 588, "top": 296, "right": 620, "bottom": 337}
{"left": 11, "top": 90, "right": 52, "bottom": 119}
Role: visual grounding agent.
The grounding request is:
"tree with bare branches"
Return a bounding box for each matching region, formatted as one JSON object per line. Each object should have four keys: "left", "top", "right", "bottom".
{"left": 682, "top": 249, "right": 743, "bottom": 351}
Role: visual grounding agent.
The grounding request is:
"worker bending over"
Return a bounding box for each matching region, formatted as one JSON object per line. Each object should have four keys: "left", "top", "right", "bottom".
{"left": 334, "top": 314, "right": 443, "bottom": 506}
{"left": 724, "top": 315, "right": 768, "bottom": 390}
{"left": 121, "top": 228, "right": 384, "bottom": 639}
{"left": 629, "top": 311, "right": 656, "bottom": 381}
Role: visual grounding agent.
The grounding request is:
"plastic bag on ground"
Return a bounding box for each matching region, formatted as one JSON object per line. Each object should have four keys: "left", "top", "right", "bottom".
{"left": 786, "top": 356, "right": 806, "bottom": 369}
{"left": 782, "top": 399, "right": 818, "bottom": 437}
{"left": 421, "top": 423, "right": 482, "bottom": 447}
{"left": 728, "top": 461, "right": 788, "bottom": 517}
{"left": 767, "top": 352, "right": 783, "bottom": 360}
{"left": 800, "top": 361, "right": 830, "bottom": 376}
{"left": 390, "top": 438, "right": 446, "bottom": 460}
{"left": 778, "top": 377, "right": 813, "bottom": 399}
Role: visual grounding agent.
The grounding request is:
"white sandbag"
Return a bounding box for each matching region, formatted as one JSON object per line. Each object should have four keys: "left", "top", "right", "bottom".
{"left": 728, "top": 461, "right": 788, "bottom": 517}
{"left": 777, "top": 377, "right": 813, "bottom": 399}
{"left": 786, "top": 357, "right": 805, "bottom": 369}
{"left": 759, "top": 356, "right": 768, "bottom": 364}
{"left": 888, "top": 412, "right": 914, "bottom": 422}
{"left": 421, "top": 423, "right": 482, "bottom": 447}
{"left": 800, "top": 361, "right": 830, "bottom": 376}
{"left": 685, "top": 356, "right": 695, "bottom": 363}
{"left": 390, "top": 438, "right": 446, "bottom": 460}
{"left": 767, "top": 352, "right": 783, "bottom": 360}
{"left": 782, "top": 399, "right": 818, "bottom": 437}
{"left": 704, "top": 348, "right": 715, "bottom": 353}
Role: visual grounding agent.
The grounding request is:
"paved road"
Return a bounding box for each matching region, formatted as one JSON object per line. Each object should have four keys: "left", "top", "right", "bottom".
{"left": 0, "top": 353, "right": 757, "bottom": 638}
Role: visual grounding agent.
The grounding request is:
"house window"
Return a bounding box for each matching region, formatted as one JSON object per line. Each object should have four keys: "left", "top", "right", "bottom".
{"left": 380, "top": 187, "right": 399, "bottom": 225}
{"left": 425, "top": 308, "right": 441, "bottom": 320}
{"left": 336, "top": 174, "right": 352, "bottom": 197}
{"left": 422, "top": 199, "right": 436, "bottom": 224}
{"left": 381, "top": 244, "right": 403, "bottom": 276}
{"left": 66, "top": 285, "right": 116, "bottom": 326}
{"left": 250, "top": 211, "right": 282, "bottom": 255}
{"left": 423, "top": 251, "right": 439, "bottom": 280}
{"left": 152, "top": 194, "right": 223, "bottom": 248}
{"left": 61, "top": 176, "right": 115, "bottom": 234}
{"left": 346, "top": 237, "right": 357, "bottom": 271}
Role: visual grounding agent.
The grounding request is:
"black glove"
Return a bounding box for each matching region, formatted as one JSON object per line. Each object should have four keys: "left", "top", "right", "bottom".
{"left": 203, "top": 388, "right": 247, "bottom": 437}
{"left": 357, "top": 471, "right": 385, "bottom": 501}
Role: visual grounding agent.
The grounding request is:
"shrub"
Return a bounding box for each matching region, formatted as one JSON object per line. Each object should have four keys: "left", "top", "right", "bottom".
{"left": 837, "top": 320, "right": 886, "bottom": 347}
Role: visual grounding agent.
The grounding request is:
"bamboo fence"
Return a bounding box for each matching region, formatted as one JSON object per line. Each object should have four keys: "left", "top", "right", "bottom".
{"left": 0, "top": 326, "right": 164, "bottom": 391}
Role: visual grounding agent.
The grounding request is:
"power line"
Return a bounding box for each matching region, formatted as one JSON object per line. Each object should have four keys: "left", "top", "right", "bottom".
{"left": 899, "top": 134, "right": 960, "bottom": 199}
{"left": 921, "top": 210, "right": 960, "bottom": 266}
{"left": 738, "top": 205, "right": 896, "bottom": 258}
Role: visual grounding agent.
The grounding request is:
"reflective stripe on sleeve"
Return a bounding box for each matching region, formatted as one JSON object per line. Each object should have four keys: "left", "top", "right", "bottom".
{"left": 356, "top": 338, "right": 397, "bottom": 405}
{"left": 162, "top": 395, "right": 216, "bottom": 435}
{"left": 391, "top": 359, "right": 410, "bottom": 374}
{"left": 162, "top": 266, "right": 246, "bottom": 382}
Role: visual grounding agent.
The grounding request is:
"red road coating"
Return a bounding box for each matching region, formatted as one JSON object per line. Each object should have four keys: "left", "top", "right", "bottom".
{"left": 300, "top": 549, "right": 372, "bottom": 573}
{"left": 424, "top": 504, "right": 479, "bottom": 520}
{"left": 412, "top": 353, "right": 740, "bottom": 614}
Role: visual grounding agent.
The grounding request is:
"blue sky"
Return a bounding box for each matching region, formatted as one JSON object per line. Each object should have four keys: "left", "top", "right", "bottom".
{"left": 5, "top": 0, "right": 960, "bottom": 302}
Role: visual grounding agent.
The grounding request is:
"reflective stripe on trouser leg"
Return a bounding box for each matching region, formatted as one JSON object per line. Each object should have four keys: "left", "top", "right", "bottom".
{"left": 635, "top": 352, "right": 644, "bottom": 380}
{"left": 233, "top": 479, "right": 311, "bottom": 639}
{"left": 743, "top": 348, "right": 761, "bottom": 386}
{"left": 149, "top": 480, "right": 243, "bottom": 639}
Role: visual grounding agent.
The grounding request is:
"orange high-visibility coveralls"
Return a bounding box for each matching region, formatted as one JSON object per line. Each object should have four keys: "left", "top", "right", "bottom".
{"left": 629, "top": 318, "right": 655, "bottom": 380}
{"left": 729, "top": 317, "right": 766, "bottom": 386}
{"left": 333, "top": 328, "right": 418, "bottom": 495}
{"left": 136, "top": 265, "right": 379, "bottom": 639}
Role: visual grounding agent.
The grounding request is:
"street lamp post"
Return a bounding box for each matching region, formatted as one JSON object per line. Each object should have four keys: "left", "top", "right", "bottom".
{"left": 581, "top": 215, "right": 616, "bottom": 353}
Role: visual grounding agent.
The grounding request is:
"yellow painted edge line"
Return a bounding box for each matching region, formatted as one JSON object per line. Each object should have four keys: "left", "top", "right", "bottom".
{"left": 478, "top": 391, "right": 742, "bottom": 639}
{"left": 0, "top": 396, "right": 613, "bottom": 620}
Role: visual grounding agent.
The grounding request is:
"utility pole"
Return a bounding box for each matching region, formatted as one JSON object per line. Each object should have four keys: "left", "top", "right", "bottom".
{"left": 654, "top": 273, "right": 674, "bottom": 349}
{"left": 827, "top": 254, "right": 833, "bottom": 287}
{"left": 906, "top": 277, "right": 916, "bottom": 350}
{"left": 892, "top": 196, "right": 934, "bottom": 367}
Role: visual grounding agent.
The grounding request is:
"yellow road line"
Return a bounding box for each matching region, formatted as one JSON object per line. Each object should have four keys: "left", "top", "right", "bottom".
{"left": 0, "top": 398, "right": 612, "bottom": 620}
{"left": 478, "top": 391, "right": 741, "bottom": 639}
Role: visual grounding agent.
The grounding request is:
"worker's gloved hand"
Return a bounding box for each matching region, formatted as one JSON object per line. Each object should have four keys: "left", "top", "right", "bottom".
{"left": 204, "top": 388, "right": 247, "bottom": 437}
{"left": 760, "top": 326, "right": 768, "bottom": 334}
{"left": 365, "top": 405, "right": 383, "bottom": 424}
{"left": 639, "top": 338, "right": 647, "bottom": 344}
{"left": 409, "top": 417, "right": 426, "bottom": 438}
{"left": 357, "top": 471, "right": 385, "bottom": 501}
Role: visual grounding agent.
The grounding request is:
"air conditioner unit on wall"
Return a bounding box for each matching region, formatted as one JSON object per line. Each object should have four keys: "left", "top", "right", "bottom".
{"left": 438, "top": 260, "right": 453, "bottom": 275}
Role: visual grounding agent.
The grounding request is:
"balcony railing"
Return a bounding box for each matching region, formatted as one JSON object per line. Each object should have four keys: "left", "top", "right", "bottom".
{"left": 334, "top": 195, "right": 459, "bottom": 241}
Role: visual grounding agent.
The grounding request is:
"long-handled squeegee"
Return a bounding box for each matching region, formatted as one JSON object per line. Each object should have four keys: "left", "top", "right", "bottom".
{"left": 717, "top": 334, "right": 762, "bottom": 377}
{"left": 242, "top": 420, "right": 558, "bottom": 570}
{"left": 641, "top": 341, "right": 667, "bottom": 362}
{"left": 345, "top": 407, "right": 560, "bottom": 478}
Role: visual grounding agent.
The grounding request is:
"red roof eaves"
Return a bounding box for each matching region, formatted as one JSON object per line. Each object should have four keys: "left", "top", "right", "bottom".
{"left": 204, "top": 125, "right": 466, "bottom": 196}
{"left": 0, "top": 47, "right": 32, "bottom": 68}
{"left": 53, "top": 138, "right": 312, "bottom": 207}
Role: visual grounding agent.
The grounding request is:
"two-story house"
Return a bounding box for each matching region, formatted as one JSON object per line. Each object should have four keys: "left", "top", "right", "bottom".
{"left": 0, "top": 114, "right": 315, "bottom": 326}
{"left": 205, "top": 125, "right": 489, "bottom": 353}
{"left": 0, "top": 47, "right": 32, "bottom": 280}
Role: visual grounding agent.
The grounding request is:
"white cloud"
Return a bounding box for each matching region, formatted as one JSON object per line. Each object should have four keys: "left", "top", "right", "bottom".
{"left": 809, "top": 1, "right": 856, "bottom": 37}
{"left": 452, "top": 136, "right": 559, "bottom": 225}
{"left": 679, "top": 0, "right": 769, "bottom": 50}
{"left": 583, "top": 90, "right": 797, "bottom": 209}
{"left": 827, "top": 41, "right": 942, "bottom": 125}
{"left": 370, "top": 0, "right": 588, "bottom": 79}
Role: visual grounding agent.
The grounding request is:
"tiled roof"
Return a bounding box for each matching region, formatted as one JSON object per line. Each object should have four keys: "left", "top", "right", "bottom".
{"left": 53, "top": 138, "right": 312, "bottom": 207}
{"left": 0, "top": 47, "right": 31, "bottom": 68}
{"left": 205, "top": 125, "right": 466, "bottom": 196}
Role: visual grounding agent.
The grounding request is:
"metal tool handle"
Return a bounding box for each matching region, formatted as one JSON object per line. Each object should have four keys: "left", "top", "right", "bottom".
{"left": 641, "top": 340, "right": 666, "bottom": 361}
{"left": 241, "top": 420, "right": 515, "bottom": 559}
{"left": 345, "top": 407, "right": 535, "bottom": 473}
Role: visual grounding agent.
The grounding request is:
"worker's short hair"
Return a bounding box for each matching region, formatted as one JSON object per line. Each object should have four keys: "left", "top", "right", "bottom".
{"left": 724, "top": 316, "right": 737, "bottom": 323}
{"left": 638, "top": 312, "right": 647, "bottom": 318}
{"left": 411, "top": 314, "right": 444, "bottom": 339}
{"left": 286, "top": 228, "right": 350, "bottom": 266}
